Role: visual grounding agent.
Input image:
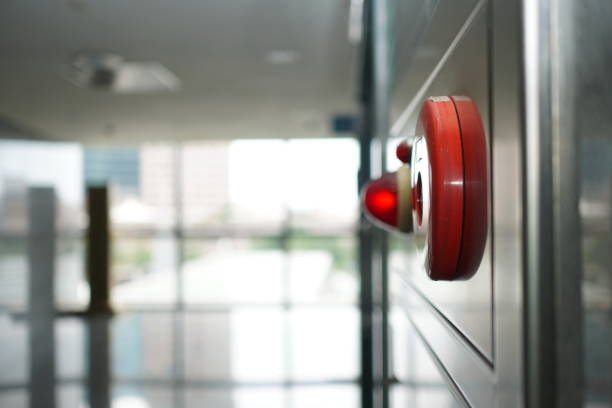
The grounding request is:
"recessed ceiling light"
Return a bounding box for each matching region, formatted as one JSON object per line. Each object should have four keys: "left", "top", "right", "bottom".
{"left": 265, "top": 50, "right": 300, "bottom": 65}
{"left": 61, "top": 51, "right": 181, "bottom": 93}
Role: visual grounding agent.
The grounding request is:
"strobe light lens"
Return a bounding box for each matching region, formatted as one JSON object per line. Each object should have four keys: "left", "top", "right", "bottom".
{"left": 362, "top": 172, "right": 399, "bottom": 230}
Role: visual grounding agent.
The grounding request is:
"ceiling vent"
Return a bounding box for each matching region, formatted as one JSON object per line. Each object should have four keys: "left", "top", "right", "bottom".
{"left": 62, "top": 51, "right": 181, "bottom": 94}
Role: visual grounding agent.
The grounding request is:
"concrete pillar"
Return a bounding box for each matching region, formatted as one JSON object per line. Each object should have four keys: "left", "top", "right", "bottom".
{"left": 28, "top": 187, "right": 56, "bottom": 408}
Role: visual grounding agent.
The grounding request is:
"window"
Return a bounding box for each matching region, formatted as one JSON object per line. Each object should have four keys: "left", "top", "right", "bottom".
{"left": 105, "top": 138, "right": 359, "bottom": 308}
{"left": 1, "top": 138, "right": 361, "bottom": 404}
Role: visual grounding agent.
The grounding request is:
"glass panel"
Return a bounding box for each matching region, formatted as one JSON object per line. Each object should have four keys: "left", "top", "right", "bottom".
{"left": 288, "top": 236, "right": 357, "bottom": 303}
{"left": 182, "top": 238, "right": 283, "bottom": 305}
{"left": 182, "top": 138, "right": 359, "bottom": 232}
{"left": 285, "top": 139, "right": 359, "bottom": 231}
{"left": 57, "top": 385, "right": 84, "bottom": 408}
{"left": 0, "top": 237, "right": 27, "bottom": 309}
{"left": 181, "top": 141, "right": 232, "bottom": 228}
{"left": 184, "top": 386, "right": 284, "bottom": 408}
{"left": 112, "top": 384, "right": 174, "bottom": 408}
{"left": 0, "top": 140, "right": 84, "bottom": 234}
{"left": 112, "top": 238, "right": 177, "bottom": 306}
{"left": 0, "top": 390, "right": 27, "bottom": 408}
{"left": 87, "top": 143, "right": 177, "bottom": 232}
{"left": 227, "top": 140, "right": 286, "bottom": 229}
{"left": 182, "top": 140, "right": 285, "bottom": 231}
{"left": 184, "top": 310, "right": 284, "bottom": 382}
{"left": 59, "top": 384, "right": 176, "bottom": 408}
{"left": 184, "top": 385, "right": 359, "bottom": 408}
{"left": 134, "top": 144, "right": 177, "bottom": 230}
{"left": 288, "top": 307, "right": 358, "bottom": 381}
{"left": 112, "top": 313, "right": 174, "bottom": 379}
{"left": 55, "top": 238, "right": 88, "bottom": 309}
{"left": 0, "top": 314, "right": 28, "bottom": 384}
{"left": 290, "top": 385, "right": 359, "bottom": 408}
{"left": 56, "top": 318, "right": 85, "bottom": 379}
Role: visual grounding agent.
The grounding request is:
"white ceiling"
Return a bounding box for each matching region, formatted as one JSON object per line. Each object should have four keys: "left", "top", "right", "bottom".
{"left": 0, "top": 0, "right": 357, "bottom": 142}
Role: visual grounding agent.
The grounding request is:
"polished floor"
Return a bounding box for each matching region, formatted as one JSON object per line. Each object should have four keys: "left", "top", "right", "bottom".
{"left": 0, "top": 308, "right": 359, "bottom": 408}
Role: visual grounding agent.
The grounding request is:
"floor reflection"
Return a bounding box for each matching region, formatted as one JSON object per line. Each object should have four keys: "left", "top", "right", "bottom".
{"left": 0, "top": 308, "right": 359, "bottom": 408}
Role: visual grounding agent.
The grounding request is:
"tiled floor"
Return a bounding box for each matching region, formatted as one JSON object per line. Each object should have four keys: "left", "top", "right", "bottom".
{"left": 0, "top": 307, "right": 359, "bottom": 408}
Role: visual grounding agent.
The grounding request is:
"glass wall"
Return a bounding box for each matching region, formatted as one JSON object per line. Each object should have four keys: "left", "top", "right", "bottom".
{"left": 102, "top": 138, "right": 359, "bottom": 309}
{"left": 0, "top": 137, "right": 361, "bottom": 407}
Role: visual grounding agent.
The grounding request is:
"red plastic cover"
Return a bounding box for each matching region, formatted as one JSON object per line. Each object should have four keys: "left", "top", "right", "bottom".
{"left": 412, "top": 96, "right": 487, "bottom": 280}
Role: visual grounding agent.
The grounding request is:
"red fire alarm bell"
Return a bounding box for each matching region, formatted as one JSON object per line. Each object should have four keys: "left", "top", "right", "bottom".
{"left": 362, "top": 96, "right": 488, "bottom": 281}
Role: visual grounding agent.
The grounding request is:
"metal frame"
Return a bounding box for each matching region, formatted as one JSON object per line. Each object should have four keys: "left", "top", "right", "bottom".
{"left": 358, "top": 1, "right": 393, "bottom": 407}
{"left": 523, "top": 0, "right": 583, "bottom": 406}
{"left": 378, "top": 0, "right": 527, "bottom": 406}
{"left": 375, "top": 0, "right": 586, "bottom": 406}
{"left": 522, "top": 1, "right": 557, "bottom": 404}
{"left": 357, "top": 2, "right": 376, "bottom": 407}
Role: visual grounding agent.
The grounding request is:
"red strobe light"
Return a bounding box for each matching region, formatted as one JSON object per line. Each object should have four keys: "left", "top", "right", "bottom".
{"left": 361, "top": 97, "right": 487, "bottom": 281}
{"left": 362, "top": 165, "right": 413, "bottom": 233}
{"left": 363, "top": 172, "right": 398, "bottom": 229}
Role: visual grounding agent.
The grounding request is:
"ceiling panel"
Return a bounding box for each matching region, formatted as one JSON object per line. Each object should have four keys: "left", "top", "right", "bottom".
{"left": 0, "top": 0, "right": 357, "bottom": 142}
